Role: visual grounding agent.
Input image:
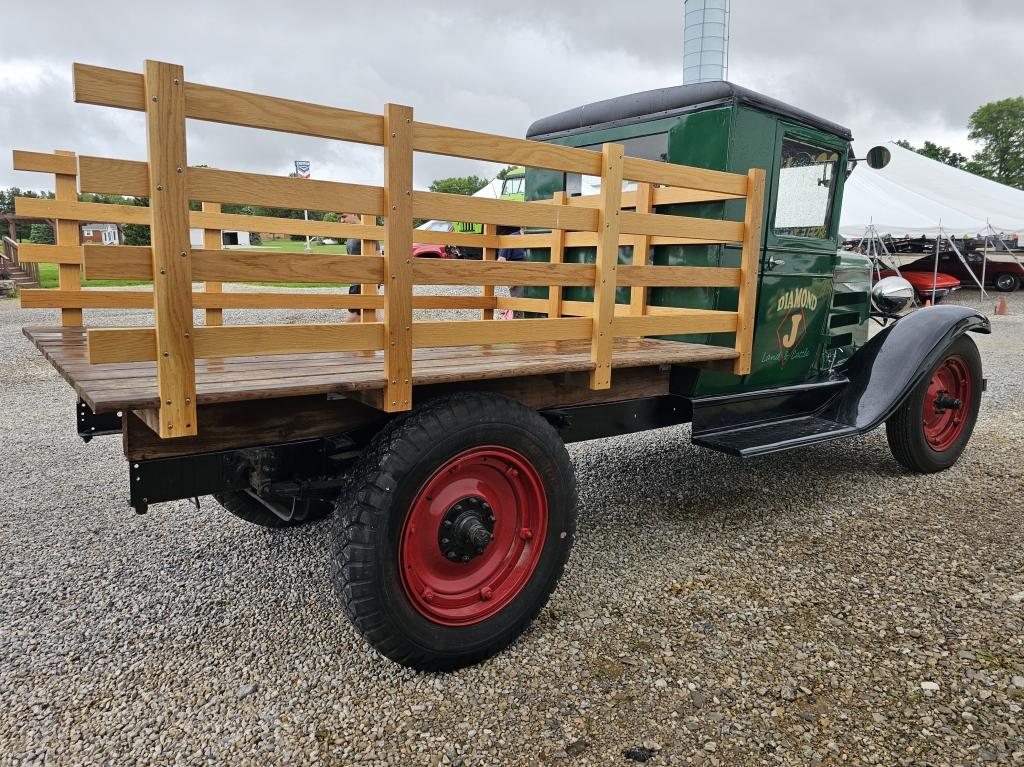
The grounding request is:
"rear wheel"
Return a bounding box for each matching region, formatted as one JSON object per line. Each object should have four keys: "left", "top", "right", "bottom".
{"left": 214, "top": 490, "right": 333, "bottom": 528}
{"left": 994, "top": 272, "right": 1020, "bottom": 292}
{"left": 331, "top": 392, "right": 576, "bottom": 670}
{"left": 885, "top": 334, "right": 982, "bottom": 473}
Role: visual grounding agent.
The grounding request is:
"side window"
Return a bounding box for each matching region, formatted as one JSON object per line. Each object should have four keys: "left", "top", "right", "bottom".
{"left": 566, "top": 133, "right": 668, "bottom": 197}
{"left": 773, "top": 137, "right": 840, "bottom": 239}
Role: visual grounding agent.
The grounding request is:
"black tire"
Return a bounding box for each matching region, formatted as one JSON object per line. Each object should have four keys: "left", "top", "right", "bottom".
{"left": 994, "top": 272, "right": 1020, "bottom": 292}
{"left": 331, "top": 392, "right": 577, "bottom": 670}
{"left": 213, "top": 490, "right": 333, "bottom": 529}
{"left": 885, "top": 334, "right": 982, "bottom": 473}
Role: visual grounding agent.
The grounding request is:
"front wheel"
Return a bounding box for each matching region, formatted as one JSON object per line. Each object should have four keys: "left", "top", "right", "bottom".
{"left": 331, "top": 392, "right": 577, "bottom": 670}
{"left": 885, "top": 334, "right": 982, "bottom": 473}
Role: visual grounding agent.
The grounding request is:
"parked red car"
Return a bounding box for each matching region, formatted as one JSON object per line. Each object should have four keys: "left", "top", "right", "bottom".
{"left": 900, "top": 250, "right": 1024, "bottom": 293}
{"left": 874, "top": 267, "right": 960, "bottom": 303}
{"left": 413, "top": 220, "right": 461, "bottom": 259}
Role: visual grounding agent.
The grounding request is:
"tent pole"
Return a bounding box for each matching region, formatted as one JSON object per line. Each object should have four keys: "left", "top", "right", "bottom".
{"left": 943, "top": 226, "right": 986, "bottom": 297}
{"left": 981, "top": 219, "right": 989, "bottom": 295}
{"left": 932, "top": 229, "right": 940, "bottom": 305}
{"left": 987, "top": 222, "right": 1024, "bottom": 284}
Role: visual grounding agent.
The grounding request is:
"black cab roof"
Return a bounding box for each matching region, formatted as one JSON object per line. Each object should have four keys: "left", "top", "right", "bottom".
{"left": 526, "top": 81, "right": 853, "bottom": 142}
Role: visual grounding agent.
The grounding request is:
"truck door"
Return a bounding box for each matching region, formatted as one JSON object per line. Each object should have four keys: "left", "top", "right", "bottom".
{"left": 742, "top": 122, "right": 848, "bottom": 387}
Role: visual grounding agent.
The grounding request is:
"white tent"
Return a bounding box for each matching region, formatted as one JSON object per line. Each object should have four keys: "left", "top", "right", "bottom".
{"left": 840, "top": 141, "right": 1024, "bottom": 238}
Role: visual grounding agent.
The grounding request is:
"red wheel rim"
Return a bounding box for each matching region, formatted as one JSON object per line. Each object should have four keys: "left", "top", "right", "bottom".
{"left": 399, "top": 446, "right": 548, "bottom": 626}
{"left": 922, "top": 354, "right": 972, "bottom": 452}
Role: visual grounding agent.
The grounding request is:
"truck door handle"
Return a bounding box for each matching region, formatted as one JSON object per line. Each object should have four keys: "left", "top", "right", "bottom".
{"left": 766, "top": 255, "right": 785, "bottom": 271}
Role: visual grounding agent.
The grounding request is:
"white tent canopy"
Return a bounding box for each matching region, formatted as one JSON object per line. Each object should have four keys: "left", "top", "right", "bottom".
{"left": 839, "top": 141, "right": 1024, "bottom": 238}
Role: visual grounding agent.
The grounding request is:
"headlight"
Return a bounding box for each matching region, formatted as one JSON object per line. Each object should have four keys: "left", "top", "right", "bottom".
{"left": 871, "top": 276, "right": 916, "bottom": 315}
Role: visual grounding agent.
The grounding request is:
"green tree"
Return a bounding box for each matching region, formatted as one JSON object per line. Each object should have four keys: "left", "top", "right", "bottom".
{"left": 322, "top": 212, "right": 340, "bottom": 224}
{"left": 29, "top": 222, "right": 54, "bottom": 244}
{"left": 496, "top": 165, "right": 519, "bottom": 180}
{"left": 429, "top": 175, "right": 489, "bottom": 196}
{"left": 894, "top": 139, "right": 970, "bottom": 169}
{"left": 968, "top": 97, "right": 1024, "bottom": 189}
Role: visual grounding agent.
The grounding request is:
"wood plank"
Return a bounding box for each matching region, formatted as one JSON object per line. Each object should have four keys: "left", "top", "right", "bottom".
{"left": 54, "top": 150, "right": 82, "bottom": 327}
{"left": 73, "top": 63, "right": 386, "bottom": 145}
{"left": 16, "top": 197, "right": 151, "bottom": 225}
{"left": 411, "top": 259, "right": 595, "bottom": 287}
{"left": 413, "top": 122, "right": 601, "bottom": 175}
{"left": 412, "top": 192, "right": 597, "bottom": 233}
{"left": 618, "top": 265, "right": 742, "bottom": 288}
{"left": 190, "top": 209, "right": 383, "bottom": 240}
{"left": 549, "top": 192, "right": 567, "bottom": 318}
{"left": 144, "top": 60, "right": 197, "bottom": 438}
{"left": 12, "top": 149, "right": 78, "bottom": 175}
{"left": 629, "top": 182, "right": 653, "bottom": 316}
{"left": 20, "top": 289, "right": 155, "bottom": 309}
{"left": 188, "top": 167, "right": 384, "bottom": 216}
{"left": 411, "top": 229, "right": 500, "bottom": 249}
{"left": 481, "top": 222, "right": 496, "bottom": 320}
{"left": 622, "top": 155, "right": 748, "bottom": 196}
{"left": 590, "top": 143, "right": 625, "bottom": 390}
{"left": 619, "top": 210, "right": 744, "bottom": 242}
{"left": 382, "top": 103, "right": 415, "bottom": 411}
{"left": 82, "top": 245, "right": 154, "bottom": 279}
{"left": 733, "top": 168, "right": 766, "bottom": 376}
{"left": 546, "top": 185, "right": 743, "bottom": 210}
{"left": 412, "top": 318, "right": 591, "bottom": 347}
{"left": 17, "top": 244, "right": 83, "bottom": 265}
{"left": 78, "top": 156, "right": 149, "bottom": 196}
{"left": 201, "top": 201, "right": 223, "bottom": 326}
{"left": 612, "top": 311, "right": 738, "bottom": 337}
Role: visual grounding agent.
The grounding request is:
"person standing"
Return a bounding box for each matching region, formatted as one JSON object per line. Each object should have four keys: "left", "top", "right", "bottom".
{"left": 496, "top": 225, "right": 525, "bottom": 319}
{"left": 342, "top": 212, "right": 365, "bottom": 323}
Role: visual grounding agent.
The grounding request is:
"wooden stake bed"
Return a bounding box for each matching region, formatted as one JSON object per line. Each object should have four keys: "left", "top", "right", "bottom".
{"left": 24, "top": 325, "right": 737, "bottom": 414}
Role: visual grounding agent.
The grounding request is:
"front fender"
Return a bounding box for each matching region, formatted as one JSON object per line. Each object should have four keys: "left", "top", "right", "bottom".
{"left": 832, "top": 305, "right": 990, "bottom": 431}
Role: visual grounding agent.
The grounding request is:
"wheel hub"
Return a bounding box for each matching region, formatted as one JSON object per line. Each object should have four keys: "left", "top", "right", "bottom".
{"left": 922, "top": 355, "right": 973, "bottom": 451}
{"left": 439, "top": 496, "right": 495, "bottom": 563}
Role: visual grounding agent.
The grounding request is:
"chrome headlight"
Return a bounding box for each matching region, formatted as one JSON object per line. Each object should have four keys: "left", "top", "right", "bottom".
{"left": 871, "top": 276, "right": 916, "bottom": 315}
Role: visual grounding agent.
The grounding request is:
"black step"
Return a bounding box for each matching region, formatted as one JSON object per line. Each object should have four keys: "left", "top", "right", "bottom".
{"left": 692, "top": 416, "right": 857, "bottom": 457}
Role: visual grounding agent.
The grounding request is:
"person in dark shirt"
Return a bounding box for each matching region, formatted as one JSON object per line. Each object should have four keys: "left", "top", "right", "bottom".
{"left": 342, "top": 212, "right": 365, "bottom": 323}
{"left": 497, "top": 225, "right": 525, "bottom": 318}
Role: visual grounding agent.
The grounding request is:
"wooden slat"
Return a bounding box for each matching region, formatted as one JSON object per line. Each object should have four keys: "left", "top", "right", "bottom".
{"left": 630, "top": 182, "right": 653, "bottom": 316}
{"left": 612, "top": 311, "right": 738, "bottom": 337}
{"left": 383, "top": 103, "right": 415, "bottom": 412}
{"left": 12, "top": 149, "right": 78, "bottom": 176}
{"left": 17, "top": 244, "right": 83, "bottom": 265}
{"left": 619, "top": 211, "right": 744, "bottom": 242}
{"left": 411, "top": 259, "right": 595, "bottom": 287}
{"left": 190, "top": 209, "right": 383, "bottom": 240}
{"left": 412, "top": 318, "right": 591, "bottom": 347}
{"left": 144, "top": 60, "right": 197, "bottom": 438}
{"left": 16, "top": 197, "right": 150, "bottom": 225}
{"left": 622, "top": 156, "right": 748, "bottom": 196}
{"left": 73, "top": 63, "right": 386, "bottom": 145}
{"left": 590, "top": 143, "right": 625, "bottom": 390}
{"left": 78, "top": 156, "right": 149, "bottom": 196}
{"left": 413, "top": 122, "right": 602, "bottom": 175}
{"left": 202, "top": 201, "right": 223, "bottom": 326}
{"left": 481, "top": 222, "right": 496, "bottom": 320}
{"left": 617, "top": 265, "right": 741, "bottom": 288}
{"left": 549, "top": 185, "right": 743, "bottom": 210}
{"left": 548, "top": 192, "right": 567, "bottom": 318}
{"left": 188, "top": 167, "right": 385, "bottom": 216}
{"left": 412, "top": 192, "right": 597, "bottom": 233}
{"left": 20, "top": 289, "right": 155, "bottom": 309}
{"left": 53, "top": 150, "right": 82, "bottom": 326}
{"left": 733, "top": 168, "right": 766, "bottom": 376}
{"left": 412, "top": 229, "right": 501, "bottom": 249}
{"left": 82, "top": 245, "right": 153, "bottom": 279}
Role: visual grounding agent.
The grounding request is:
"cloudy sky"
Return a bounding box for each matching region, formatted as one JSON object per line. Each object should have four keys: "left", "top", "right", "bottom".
{"left": 2, "top": 0, "right": 1022, "bottom": 192}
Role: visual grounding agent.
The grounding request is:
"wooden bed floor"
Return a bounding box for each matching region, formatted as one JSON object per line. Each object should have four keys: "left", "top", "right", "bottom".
{"left": 23, "top": 326, "right": 739, "bottom": 413}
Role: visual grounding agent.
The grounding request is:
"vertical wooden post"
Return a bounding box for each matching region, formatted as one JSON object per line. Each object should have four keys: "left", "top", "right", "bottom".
{"left": 732, "top": 168, "right": 766, "bottom": 376}
{"left": 629, "top": 182, "right": 653, "bottom": 317}
{"left": 54, "top": 150, "right": 82, "bottom": 327}
{"left": 481, "top": 222, "right": 497, "bottom": 320}
{"left": 589, "top": 143, "right": 625, "bottom": 390}
{"left": 382, "top": 103, "right": 414, "bottom": 412}
{"left": 144, "top": 60, "right": 197, "bottom": 438}
{"left": 547, "top": 192, "right": 567, "bottom": 318}
{"left": 202, "top": 201, "right": 223, "bottom": 326}
{"left": 360, "top": 212, "right": 378, "bottom": 323}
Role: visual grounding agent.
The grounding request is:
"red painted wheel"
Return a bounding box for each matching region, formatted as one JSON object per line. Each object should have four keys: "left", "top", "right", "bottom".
{"left": 886, "top": 335, "right": 982, "bottom": 473}
{"left": 922, "top": 355, "right": 972, "bottom": 452}
{"left": 399, "top": 447, "right": 548, "bottom": 626}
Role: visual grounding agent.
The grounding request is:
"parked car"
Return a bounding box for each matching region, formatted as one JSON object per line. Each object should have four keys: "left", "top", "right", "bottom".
{"left": 900, "top": 250, "right": 1024, "bottom": 292}
{"left": 413, "top": 220, "right": 462, "bottom": 259}
{"left": 874, "top": 267, "right": 960, "bottom": 303}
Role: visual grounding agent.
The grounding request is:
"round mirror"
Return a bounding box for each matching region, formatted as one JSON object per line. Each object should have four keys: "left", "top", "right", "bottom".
{"left": 871, "top": 276, "right": 915, "bottom": 315}
{"left": 866, "top": 146, "right": 892, "bottom": 170}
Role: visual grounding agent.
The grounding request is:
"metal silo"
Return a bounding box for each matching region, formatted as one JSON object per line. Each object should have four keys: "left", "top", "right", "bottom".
{"left": 683, "top": 0, "right": 730, "bottom": 84}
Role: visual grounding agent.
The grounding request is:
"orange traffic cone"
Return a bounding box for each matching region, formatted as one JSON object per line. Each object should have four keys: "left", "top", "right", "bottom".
{"left": 923, "top": 299, "right": 932, "bottom": 308}
{"left": 995, "top": 296, "right": 1009, "bottom": 316}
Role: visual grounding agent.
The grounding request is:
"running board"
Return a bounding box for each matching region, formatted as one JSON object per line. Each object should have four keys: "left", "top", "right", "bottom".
{"left": 691, "top": 416, "right": 858, "bottom": 457}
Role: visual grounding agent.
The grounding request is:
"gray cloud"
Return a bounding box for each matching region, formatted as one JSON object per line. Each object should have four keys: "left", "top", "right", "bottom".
{"left": 2, "top": 0, "right": 1022, "bottom": 192}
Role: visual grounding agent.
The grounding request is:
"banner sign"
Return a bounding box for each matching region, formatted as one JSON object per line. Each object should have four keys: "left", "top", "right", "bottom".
{"left": 294, "top": 160, "right": 311, "bottom": 179}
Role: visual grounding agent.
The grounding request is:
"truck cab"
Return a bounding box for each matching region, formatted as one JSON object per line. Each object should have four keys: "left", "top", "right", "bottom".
{"left": 524, "top": 81, "right": 869, "bottom": 396}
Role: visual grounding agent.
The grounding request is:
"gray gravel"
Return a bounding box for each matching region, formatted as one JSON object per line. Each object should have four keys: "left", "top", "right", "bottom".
{"left": 0, "top": 288, "right": 1022, "bottom": 766}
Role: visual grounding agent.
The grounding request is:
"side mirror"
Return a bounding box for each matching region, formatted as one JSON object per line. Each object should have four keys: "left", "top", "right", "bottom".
{"left": 871, "top": 276, "right": 915, "bottom": 315}
{"left": 866, "top": 146, "right": 891, "bottom": 170}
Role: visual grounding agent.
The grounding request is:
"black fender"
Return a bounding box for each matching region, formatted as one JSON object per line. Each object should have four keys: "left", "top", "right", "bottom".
{"left": 831, "top": 305, "right": 990, "bottom": 431}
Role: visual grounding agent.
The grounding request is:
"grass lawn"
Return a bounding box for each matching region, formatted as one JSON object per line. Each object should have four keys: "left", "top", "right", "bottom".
{"left": 33, "top": 239, "right": 356, "bottom": 289}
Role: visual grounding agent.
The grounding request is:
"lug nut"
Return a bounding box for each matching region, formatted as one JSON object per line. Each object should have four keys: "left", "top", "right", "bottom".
{"left": 480, "top": 587, "right": 493, "bottom": 601}
{"left": 519, "top": 528, "right": 533, "bottom": 540}
{"left": 422, "top": 588, "right": 435, "bottom": 603}
{"left": 461, "top": 555, "right": 470, "bottom": 562}
{"left": 447, "top": 551, "right": 458, "bottom": 560}
{"left": 441, "top": 538, "right": 450, "bottom": 545}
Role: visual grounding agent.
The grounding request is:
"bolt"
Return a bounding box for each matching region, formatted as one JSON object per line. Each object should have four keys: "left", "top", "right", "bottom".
{"left": 476, "top": 546, "right": 485, "bottom": 555}
{"left": 461, "top": 555, "right": 470, "bottom": 562}
{"left": 172, "top": 78, "right": 180, "bottom": 85}
{"left": 519, "top": 528, "right": 533, "bottom": 540}
{"left": 159, "top": 268, "right": 166, "bottom": 275}
{"left": 151, "top": 96, "right": 159, "bottom": 102}
{"left": 156, "top": 185, "right": 163, "bottom": 191}
{"left": 176, "top": 167, "right": 183, "bottom": 174}
{"left": 165, "top": 399, "right": 172, "bottom": 405}
{"left": 180, "top": 251, "right": 186, "bottom": 257}
{"left": 185, "top": 398, "right": 191, "bottom": 405}
{"left": 480, "top": 587, "right": 493, "bottom": 601}
{"left": 488, "top": 515, "right": 495, "bottom": 523}
{"left": 507, "top": 467, "right": 519, "bottom": 479}
{"left": 442, "top": 519, "right": 451, "bottom": 527}
{"left": 184, "top": 332, "right": 190, "bottom": 339}
{"left": 162, "top": 352, "right": 169, "bottom": 358}
{"left": 447, "top": 551, "right": 458, "bottom": 560}
{"left": 422, "top": 588, "right": 434, "bottom": 603}
{"left": 441, "top": 537, "right": 450, "bottom": 546}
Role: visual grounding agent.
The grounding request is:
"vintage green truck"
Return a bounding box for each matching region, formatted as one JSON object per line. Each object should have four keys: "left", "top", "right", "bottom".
{"left": 14, "top": 67, "right": 988, "bottom": 671}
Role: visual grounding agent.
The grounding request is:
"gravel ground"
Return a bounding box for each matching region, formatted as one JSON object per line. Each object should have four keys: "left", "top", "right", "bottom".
{"left": 0, "top": 288, "right": 1021, "bottom": 766}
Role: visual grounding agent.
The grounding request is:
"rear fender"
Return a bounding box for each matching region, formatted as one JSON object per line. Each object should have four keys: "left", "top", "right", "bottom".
{"left": 830, "top": 305, "right": 989, "bottom": 431}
